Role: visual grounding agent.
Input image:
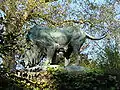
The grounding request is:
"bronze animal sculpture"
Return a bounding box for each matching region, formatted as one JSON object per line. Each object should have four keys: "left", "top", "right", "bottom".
{"left": 23, "top": 25, "right": 106, "bottom": 67}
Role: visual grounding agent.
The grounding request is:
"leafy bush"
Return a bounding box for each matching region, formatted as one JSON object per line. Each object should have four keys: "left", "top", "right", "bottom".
{"left": 55, "top": 71, "right": 119, "bottom": 90}
{"left": 0, "top": 67, "right": 120, "bottom": 90}
{"left": 98, "top": 41, "right": 120, "bottom": 75}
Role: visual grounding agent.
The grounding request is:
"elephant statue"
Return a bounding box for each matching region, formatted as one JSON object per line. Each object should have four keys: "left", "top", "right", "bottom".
{"left": 25, "top": 25, "right": 107, "bottom": 66}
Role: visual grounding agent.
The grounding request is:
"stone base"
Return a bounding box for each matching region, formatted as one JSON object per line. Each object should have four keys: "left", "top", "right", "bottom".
{"left": 64, "top": 65, "right": 89, "bottom": 72}
{"left": 25, "top": 65, "right": 89, "bottom": 72}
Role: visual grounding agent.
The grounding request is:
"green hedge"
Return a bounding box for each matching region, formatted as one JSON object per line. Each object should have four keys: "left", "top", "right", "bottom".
{"left": 0, "top": 68, "right": 120, "bottom": 90}
{"left": 55, "top": 71, "right": 119, "bottom": 90}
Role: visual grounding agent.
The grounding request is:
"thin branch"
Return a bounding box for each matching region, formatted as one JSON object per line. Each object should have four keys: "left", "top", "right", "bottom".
{"left": 38, "top": 14, "right": 94, "bottom": 26}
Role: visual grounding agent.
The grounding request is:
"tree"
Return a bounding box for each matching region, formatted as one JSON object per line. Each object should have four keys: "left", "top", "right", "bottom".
{"left": 0, "top": 0, "right": 62, "bottom": 71}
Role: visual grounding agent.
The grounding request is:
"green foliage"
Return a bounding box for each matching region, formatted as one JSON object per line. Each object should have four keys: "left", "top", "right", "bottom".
{"left": 98, "top": 40, "right": 120, "bottom": 75}
{"left": 56, "top": 71, "right": 119, "bottom": 90}
{"left": 0, "top": 68, "right": 120, "bottom": 90}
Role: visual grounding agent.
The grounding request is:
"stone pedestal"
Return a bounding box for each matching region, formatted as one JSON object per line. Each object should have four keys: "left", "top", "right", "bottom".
{"left": 25, "top": 65, "right": 89, "bottom": 72}
{"left": 64, "top": 65, "right": 89, "bottom": 72}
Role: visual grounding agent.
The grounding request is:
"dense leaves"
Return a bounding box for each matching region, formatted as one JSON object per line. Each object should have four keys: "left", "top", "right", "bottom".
{"left": 0, "top": 68, "right": 120, "bottom": 90}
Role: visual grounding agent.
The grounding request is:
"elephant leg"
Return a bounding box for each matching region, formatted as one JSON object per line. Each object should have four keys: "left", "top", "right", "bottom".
{"left": 44, "top": 46, "right": 56, "bottom": 65}
{"left": 75, "top": 54, "right": 81, "bottom": 66}
{"left": 51, "top": 49, "right": 58, "bottom": 65}
{"left": 72, "top": 46, "right": 81, "bottom": 66}
{"left": 65, "top": 58, "right": 70, "bottom": 66}
{"left": 64, "top": 45, "right": 73, "bottom": 66}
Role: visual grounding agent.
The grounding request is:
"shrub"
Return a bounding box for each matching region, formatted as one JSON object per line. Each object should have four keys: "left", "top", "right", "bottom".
{"left": 98, "top": 41, "right": 120, "bottom": 75}
{"left": 0, "top": 67, "right": 120, "bottom": 90}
